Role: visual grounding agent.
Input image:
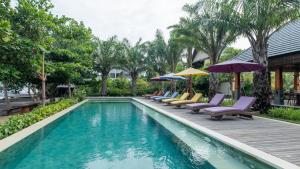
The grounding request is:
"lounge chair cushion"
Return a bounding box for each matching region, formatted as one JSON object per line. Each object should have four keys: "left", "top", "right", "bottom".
{"left": 151, "top": 91, "right": 170, "bottom": 99}
{"left": 186, "top": 93, "right": 225, "bottom": 110}
{"left": 162, "top": 93, "right": 189, "bottom": 103}
{"left": 170, "top": 93, "right": 202, "bottom": 105}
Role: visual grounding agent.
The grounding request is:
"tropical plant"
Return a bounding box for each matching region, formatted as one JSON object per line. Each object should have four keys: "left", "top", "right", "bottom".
{"left": 166, "top": 33, "right": 184, "bottom": 73}
{"left": 231, "top": 0, "right": 300, "bottom": 113}
{"left": 12, "top": 0, "right": 56, "bottom": 106}
{"left": 171, "top": 0, "right": 239, "bottom": 98}
{"left": 146, "top": 30, "right": 169, "bottom": 75}
{"left": 92, "top": 36, "right": 123, "bottom": 96}
{"left": 48, "top": 17, "right": 94, "bottom": 98}
{"left": 0, "top": 99, "right": 77, "bottom": 139}
{"left": 120, "top": 38, "right": 147, "bottom": 95}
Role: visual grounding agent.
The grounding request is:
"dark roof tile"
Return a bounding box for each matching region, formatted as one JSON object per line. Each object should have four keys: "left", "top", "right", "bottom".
{"left": 234, "top": 20, "right": 300, "bottom": 61}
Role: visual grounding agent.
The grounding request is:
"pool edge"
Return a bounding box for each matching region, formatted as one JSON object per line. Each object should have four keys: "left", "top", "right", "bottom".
{"left": 0, "top": 99, "right": 88, "bottom": 152}
{"left": 132, "top": 98, "right": 300, "bottom": 169}
{"left": 0, "top": 97, "right": 299, "bottom": 169}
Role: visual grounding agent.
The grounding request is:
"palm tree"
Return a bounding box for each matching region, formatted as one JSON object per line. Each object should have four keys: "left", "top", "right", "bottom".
{"left": 166, "top": 33, "right": 184, "bottom": 73}
{"left": 170, "top": 0, "right": 239, "bottom": 98}
{"left": 120, "top": 38, "right": 147, "bottom": 96}
{"left": 145, "top": 30, "right": 169, "bottom": 76}
{"left": 169, "top": 19, "right": 197, "bottom": 67}
{"left": 92, "top": 36, "right": 122, "bottom": 96}
{"left": 232, "top": 0, "right": 300, "bottom": 113}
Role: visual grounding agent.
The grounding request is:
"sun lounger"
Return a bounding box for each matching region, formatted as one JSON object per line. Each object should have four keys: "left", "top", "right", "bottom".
{"left": 170, "top": 93, "right": 202, "bottom": 108}
{"left": 144, "top": 90, "right": 163, "bottom": 99}
{"left": 162, "top": 93, "right": 190, "bottom": 103}
{"left": 143, "top": 91, "right": 158, "bottom": 98}
{"left": 154, "top": 92, "right": 179, "bottom": 101}
{"left": 151, "top": 91, "right": 170, "bottom": 99}
{"left": 186, "top": 93, "right": 225, "bottom": 112}
{"left": 203, "top": 96, "right": 256, "bottom": 120}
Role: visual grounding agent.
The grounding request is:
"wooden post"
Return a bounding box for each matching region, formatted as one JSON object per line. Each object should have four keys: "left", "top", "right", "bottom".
{"left": 234, "top": 72, "right": 241, "bottom": 100}
{"left": 294, "top": 72, "right": 299, "bottom": 91}
{"left": 41, "top": 53, "right": 46, "bottom": 106}
{"left": 274, "top": 67, "right": 283, "bottom": 105}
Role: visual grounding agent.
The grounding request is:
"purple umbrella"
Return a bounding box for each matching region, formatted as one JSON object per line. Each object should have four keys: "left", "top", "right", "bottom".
{"left": 207, "top": 59, "right": 265, "bottom": 100}
{"left": 207, "top": 59, "right": 264, "bottom": 73}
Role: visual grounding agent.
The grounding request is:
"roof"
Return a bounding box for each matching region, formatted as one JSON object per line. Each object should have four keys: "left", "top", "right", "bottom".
{"left": 193, "top": 51, "right": 209, "bottom": 63}
{"left": 234, "top": 20, "right": 300, "bottom": 61}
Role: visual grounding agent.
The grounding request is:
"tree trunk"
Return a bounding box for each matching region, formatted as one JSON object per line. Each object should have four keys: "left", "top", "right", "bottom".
{"left": 3, "top": 81, "right": 10, "bottom": 110}
{"left": 209, "top": 72, "right": 219, "bottom": 99}
{"left": 131, "top": 72, "right": 138, "bottom": 96}
{"left": 41, "top": 53, "right": 46, "bottom": 106}
{"left": 251, "top": 39, "right": 271, "bottom": 113}
{"left": 187, "top": 48, "right": 193, "bottom": 67}
{"left": 208, "top": 53, "right": 219, "bottom": 99}
{"left": 41, "top": 78, "right": 46, "bottom": 106}
{"left": 68, "top": 82, "right": 72, "bottom": 98}
{"left": 101, "top": 73, "right": 109, "bottom": 96}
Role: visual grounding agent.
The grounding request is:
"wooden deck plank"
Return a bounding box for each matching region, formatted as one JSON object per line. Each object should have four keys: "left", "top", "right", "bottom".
{"left": 137, "top": 98, "right": 300, "bottom": 166}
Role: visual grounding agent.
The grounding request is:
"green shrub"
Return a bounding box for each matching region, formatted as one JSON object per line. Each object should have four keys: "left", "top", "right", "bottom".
{"left": 268, "top": 108, "right": 300, "bottom": 121}
{"left": 73, "top": 86, "right": 88, "bottom": 101}
{"left": 221, "top": 99, "right": 235, "bottom": 106}
{"left": 0, "top": 99, "right": 77, "bottom": 139}
{"left": 107, "top": 88, "right": 132, "bottom": 96}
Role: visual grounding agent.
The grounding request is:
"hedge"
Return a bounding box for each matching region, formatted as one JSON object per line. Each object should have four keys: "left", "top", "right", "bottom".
{"left": 0, "top": 99, "right": 77, "bottom": 139}
{"left": 267, "top": 108, "right": 300, "bottom": 122}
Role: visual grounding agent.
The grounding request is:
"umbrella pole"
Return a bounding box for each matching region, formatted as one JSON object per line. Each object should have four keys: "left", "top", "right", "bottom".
{"left": 234, "top": 72, "right": 241, "bottom": 100}
{"left": 188, "top": 76, "right": 193, "bottom": 94}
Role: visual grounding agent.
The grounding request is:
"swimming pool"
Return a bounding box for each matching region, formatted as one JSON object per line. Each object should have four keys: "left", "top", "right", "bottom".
{"left": 0, "top": 99, "right": 275, "bottom": 169}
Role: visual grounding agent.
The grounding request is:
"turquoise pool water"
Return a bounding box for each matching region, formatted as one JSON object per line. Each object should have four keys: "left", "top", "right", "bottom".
{"left": 0, "top": 100, "right": 274, "bottom": 169}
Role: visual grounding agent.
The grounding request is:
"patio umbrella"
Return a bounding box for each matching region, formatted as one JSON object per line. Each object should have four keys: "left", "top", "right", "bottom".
{"left": 207, "top": 59, "right": 264, "bottom": 73}
{"left": 150, "top": 76, "right": 169, "bottom": 90}
{"left": 175, "top": 68, "right": 209, "bottom": 94}
{"left": 160, "top": 73, "right": 186, "bottom": 80}
{"left": 160, "top": 73, "right": 186, "bottom": 91}
{"left": 207, "top": 59, "right": 265, "bottom": 100}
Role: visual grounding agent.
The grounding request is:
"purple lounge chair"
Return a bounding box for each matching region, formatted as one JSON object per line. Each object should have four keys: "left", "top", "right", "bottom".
{"left": 186, "top": 94, "right": 225, "bottom": 112}
{"left": 203, "top": 96, "right": 256, "bottom": 120}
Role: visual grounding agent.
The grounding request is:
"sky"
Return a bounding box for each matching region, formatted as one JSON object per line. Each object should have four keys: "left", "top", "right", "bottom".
{"left": 13, "top": 0, "right": 251, "bottom": 49}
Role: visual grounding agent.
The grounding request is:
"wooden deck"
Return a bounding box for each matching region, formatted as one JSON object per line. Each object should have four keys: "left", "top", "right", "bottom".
{"left": 137, "top": 98, "right": 300, "bottom": 167}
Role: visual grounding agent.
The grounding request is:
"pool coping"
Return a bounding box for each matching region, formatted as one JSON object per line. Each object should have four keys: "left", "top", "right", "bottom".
{"left": 131, "top": 98, "right": 300, "bottom": 169}
{"left": 0, "top": 99, "right": 88, "bottom": 152}
{"left": 0, "top": 97, "right": 299, "bottom": 169}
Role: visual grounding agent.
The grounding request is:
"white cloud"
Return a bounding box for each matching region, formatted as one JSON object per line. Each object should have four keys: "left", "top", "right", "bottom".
{"left": 12, "top": 0, "right": 250, "bottom": 49}
{"left": 51, "top": 0, "right": 190, "bottom": 42}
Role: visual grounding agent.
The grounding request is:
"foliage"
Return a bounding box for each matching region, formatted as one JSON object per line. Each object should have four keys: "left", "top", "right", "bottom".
{"left": 73, "top": 86, "right": 88, "bottom": 101}
{"left": 219, "top": 47, "right": 243, "bottom": 62}
{"left": 221, "top": 99, "right": 235, "bottom": 106}
{"left": 145, "top": 30, "right": 169, "bottom": 75}
{"left": 119, "top": 38, "right": 147, "bottom": 95}
{"left": 92, "top": 36, "right": 123, "bottom": 96}
{"left": 85, "top": 77, "right": 153, "bottom": 96}
{"left": 230, "top": 0, "right": 300, "bottom": 113}
{"left": 267, "top": 108, "right": 300, "bottom": 123}
{"left": 0, "top": 99, "right": 77, "bottom": 139}
{"left": 166, "top": 33, "right": 184, "bottom": 73}
{"left": 171, "top": 0, "right": 239, "bottom": 98}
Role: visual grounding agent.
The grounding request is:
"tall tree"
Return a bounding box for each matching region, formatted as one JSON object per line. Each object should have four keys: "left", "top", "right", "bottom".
{"left": 146, "top": 30, "right": 169, "bottom": 75}
{"left": 92, "top": 37, "right": 122, "bottom": 96}
{"left": 170, "top": 0, "right": 239, "bottom": 98}
{"left": 166, "top": 33, "right": 184, "bottom": 73}
{"left": 120, "top": 38, "right": 147, "bottom": 96}
{"left": 48, "top": 17, "right": 94, "bottom": 98}
{"left": 0, "top": 0, "right": 33, "bottom": 109}
{"left": 12, "top": 0, "right": 55, "bottom": 105}
{"left": 232, "top": 0, "right": 300, "bottom": 112}
{"left": 169, "top": 19, "right": 197, "bottom": 67}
